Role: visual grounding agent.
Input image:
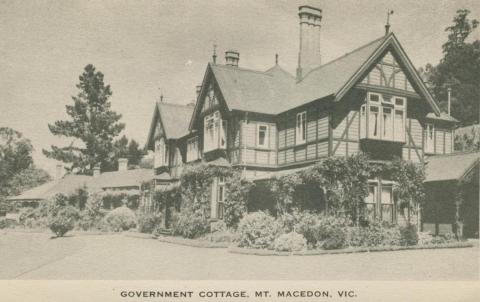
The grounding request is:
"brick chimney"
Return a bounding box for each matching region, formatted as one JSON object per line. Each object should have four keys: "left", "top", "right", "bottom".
{"left": 118, "top": 158, "right": 128, "bottom": 171}
{"left": 296, "top": 6, "right": 322, "bottom": 80}
{"left": 225, "top": 50, "right": 239, "bottom": 67}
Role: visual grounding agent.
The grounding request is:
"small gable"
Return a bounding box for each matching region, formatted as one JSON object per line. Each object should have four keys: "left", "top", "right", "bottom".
{"left": 360, "top": 51, "right": 415, "bottom": 92}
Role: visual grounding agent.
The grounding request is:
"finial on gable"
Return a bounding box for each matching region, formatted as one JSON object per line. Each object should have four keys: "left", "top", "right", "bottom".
{"left": 212, "top": 44, "right": 217, "bottom": 64}
{"left": 385, "top": 9, "right": 394, "bottom": 35}
{"left": 275, "top": 53, "right": 279, "bottom": 65}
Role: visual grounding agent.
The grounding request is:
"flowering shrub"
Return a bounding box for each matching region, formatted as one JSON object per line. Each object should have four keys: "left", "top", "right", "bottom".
{"left": 346, "top": 221, "right": 401, "bottom": 247}
{"left": 76, "top": 192, "right": 107, "bottom": 231}
{"left": 48, "top": 206, "right": 79, "bottom": 237}
{"left": 273, "top": 232, "right": 307, "bottom": 252}
{"left": 172, "top": 208, "right": 210, "bottom": 239}
{"left": 292, "top": 212, "right": 320, "bottom": 246}
{"left": 103, "top": 206, "right": 137, "bottom": 232}
{"left": 237, "top": 212, "right": 281, "bottom": 249}
{"left": 314, "top": 216, "right": 348, "bottom": 249}
{"left": 137, "top": 212, "right": 163, "bottom": 234}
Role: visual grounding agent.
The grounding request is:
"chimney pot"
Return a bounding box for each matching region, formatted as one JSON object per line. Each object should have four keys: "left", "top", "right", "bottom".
{"left": 225, "top": 50, "right": 240, "bottom": 67}
{"left": 118, "top": 158, "right": 128, "bottom": 171}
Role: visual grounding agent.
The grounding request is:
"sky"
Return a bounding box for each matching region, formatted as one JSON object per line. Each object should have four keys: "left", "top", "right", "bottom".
{"left": 1, "top": 0, "right": 479, "bottom": 176}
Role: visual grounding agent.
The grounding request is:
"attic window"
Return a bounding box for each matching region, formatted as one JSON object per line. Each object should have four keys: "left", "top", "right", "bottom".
{"left": 203, "top": 84, "right": 218, "bottom": 112}
{"left": 204, "top": 111, "right": 227, "bottom": 152}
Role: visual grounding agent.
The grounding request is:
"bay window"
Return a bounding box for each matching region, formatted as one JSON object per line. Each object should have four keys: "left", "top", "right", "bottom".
{"left": 424, "top": 123, "right": 435, "bottom": 153}
{"left": 296, "top": 111, "right": 306, "bottom": 144}
{"left": 257, "top": 124, "right": 269, "bottom": 148}
{"left": 186, "top": 137, "right": 200, "bottom": 162}
{"left": 204, "top": 111, "right": 227, "bottom": 152}
{"left": 360, "top": 93, "right": 406, "bottom": 142}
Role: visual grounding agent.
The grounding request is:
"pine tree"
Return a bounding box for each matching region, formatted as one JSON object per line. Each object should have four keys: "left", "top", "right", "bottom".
{"left": 43, "top": 64, "right": 125, "bottom": 174}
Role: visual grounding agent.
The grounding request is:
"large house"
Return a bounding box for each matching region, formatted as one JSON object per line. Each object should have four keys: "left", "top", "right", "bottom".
{"left": 145, "top": 6, "right": 476, "bottom": 235}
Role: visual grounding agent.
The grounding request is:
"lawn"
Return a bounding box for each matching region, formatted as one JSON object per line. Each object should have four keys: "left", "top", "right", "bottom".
{"left": 0, "top": 230, "right": 478, "bottom": 280}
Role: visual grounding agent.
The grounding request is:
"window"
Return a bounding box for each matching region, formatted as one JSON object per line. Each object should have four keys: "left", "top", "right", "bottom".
{"left": 360, "top": 93, "right": 406, "bottom": 142}
{"left": 364, "top": 180, "right": 395, "bottom": 224}
{"left": 211, "top": 176, "right": 226, "bottom": 219}
{"left": 365, "top": 184, "right": 377, "bottom": 221}
{"left": 202, "top": 84, "right": 218, "bottom": 112}
{"left": 381, "top": 185, "right": 393, "bottom": 222}
{"left": 257, "top": 124, "right": 269, "bottom": 148}
{"left": 296, "top": 111, "right": 306, "bottom": 144}
{"left": 154, "top": 138, "right": 167, "bottom": 168}
{"left": 204, "top": 111, "right": 227, "bottom": 152}
{"left": 187, "top": 137, "right": 199, "bottom": 162}
{"left": 425, "top": 123, "right": 435, "bottom": 153}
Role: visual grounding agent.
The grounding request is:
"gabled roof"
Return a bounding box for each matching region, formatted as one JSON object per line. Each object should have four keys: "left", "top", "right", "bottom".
{"left": 425, "top": 151, "right": 480, "bottom": 182}
{"left": 146, "top": 102, "right": 194, "bottom": 150}
{"left": 196, "top": 33, "right": 441, "bottom": 116}
{"left": 8, "top": 169, "right": 153, "bottom": 201}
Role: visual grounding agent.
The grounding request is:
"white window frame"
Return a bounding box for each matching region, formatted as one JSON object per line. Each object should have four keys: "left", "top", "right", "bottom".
{"left": 204, "top": 111, "right": 227, "bottom": 152}
{"left": 364, "top": 180, "right": 395, "bottom": 224}
{"left": 361, "top": 92, "right": 406, "bottom": 143}
{"left": 425, "top": 123, "right": 435, "bottom": 153}
{"left": 296, "top": 111, "right": 307, "bottom": 145}
{"left": 257, "top": 124, "right": 269, "bottom": 148}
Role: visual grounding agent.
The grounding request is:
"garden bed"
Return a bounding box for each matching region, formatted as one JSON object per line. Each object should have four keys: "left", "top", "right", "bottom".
{"left": 156, "top": 234, "right": 230, "bottom": 248}
{"left": 229, "top": 241, "right": 474, "bottom": 256}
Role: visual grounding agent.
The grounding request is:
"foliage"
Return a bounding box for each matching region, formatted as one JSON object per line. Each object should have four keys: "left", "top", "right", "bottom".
{"left": 346, "top": 221, "right": 401, "bottom": 247}
{"left": 103, "top": 206, "right": 137, "bottom": 232}
{"left": 420, "top": 10, "right": 479, "bottom": 126}
{"left": 0, "top": 127, "right": 51, "bottom": 206}
{"left": 108, "top": 135, "right": 146, "bottom": 170}
{"left": 153, "top": 184, "right": 181, "bottom": 213}
{"left": 101, "top": 190, "right": 141, "bottom": 210}
{"left": 273, "top": 232, "right": 307, "bottom": 252}
{"left": 399, "top": 224, "right": 418, "bottom": 246}
{"left": 386, "top": 158, "right": 425, "bottom": 224}
{"left": 43, "top": 64, "right": 125, "bottom": 174}
{"left": 314, "top": 215, "right": 348, "bottom": 250}
{"left": 455, "top": 127, "right": 480, "bottom": 152}
{"left": 237, "top": 212, "right": 281, "bottom": 249}
{"left": 0, "top": 217, "right": 13, "bottom": 229}
{"left": 270, "top": 154, "right": 371, "bottom": 224}
{"left": 210, "top": 220, "right": 227, "bottom": 233}
{"left": 48, "top": 205, "right": 79, "bottom": 237}
{"left": 224, "top": 173, "right": 254, "bottom": 228}
{"left": 137, "top": 212, "right": 163, "bottom": 234}
{"left": 76, "top": 191, "right": 107, "bottom": 230}
{"left": 171, "top": 207, "right": 210, "bottom": 239}
{"left": 291, "top": 211, "right": 320, "bottom": 246}
{"left": 19, "top": 203, "right": 50, "bottom": 229}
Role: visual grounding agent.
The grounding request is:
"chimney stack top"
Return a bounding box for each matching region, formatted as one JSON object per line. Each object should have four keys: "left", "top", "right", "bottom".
{"left": 118, "top": 158, "right": 128, "bottom": 171}
{"left": 225, "top": 50, "right": 240, "bottom": 67}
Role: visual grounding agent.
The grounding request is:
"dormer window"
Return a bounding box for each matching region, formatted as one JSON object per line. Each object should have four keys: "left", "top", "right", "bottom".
{"left": 360, "top": 93, "right": 406, "bottom": 143}
{"left": 296, "top": 111, "right": 307, "bottom": 145}
{"left": 204, "top": 111, "right": 227, "bottom": 152}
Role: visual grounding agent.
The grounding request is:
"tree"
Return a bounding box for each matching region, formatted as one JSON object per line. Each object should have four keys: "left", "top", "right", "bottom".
{"left": 0, "top": 127, "right": 51, "bottom": 211}
{"left": 43, "top": 64, "right": 125, "bottom": 174}
{"left": 420, "top": 9, "right": 479, "bottom": 126}
{"left": 112, "top": 135, "right": 145, "bottom": 168}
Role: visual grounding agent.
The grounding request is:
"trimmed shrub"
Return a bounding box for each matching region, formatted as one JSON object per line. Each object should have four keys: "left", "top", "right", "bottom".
{"left": 48, "top": 206, "right": 79, "bottom": 237}
{"left": 237, "top": 211, "right": 280, "bottom": 249}
{"left": 172, "top": 209, "right": 210, "bottom": 239}
{"left": 103, "top": 206, "right": 137, "bottom": 232}
{"left": 399, "top": 224, "right": 418, "bottom": 246}
{"left": 273, "top": 232, "right": 307, "bottom": 252}
{"left": 137, "top": 212, "right": 163, "bottom": 234}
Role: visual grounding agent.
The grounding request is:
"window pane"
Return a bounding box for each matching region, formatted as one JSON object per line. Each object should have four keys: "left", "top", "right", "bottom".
{"left": 382, "top": 204, "right": 393, "bottom": 222}
{"left": 370, "top": 94, "right": 380, "bottom": 102}
{"left": 369, "top": 106, "right": 379, "bottom": 138}
{"left": 394, "top": 109, "right": 405, "bottom": 141}
{"left": 360, "top": 105, "right": 366, "bottom": 138}
{"left": 382, "top": 107, "right": 393, "bottom": 140}
{"left": 258, "top": 125, "right": 267, "bottom": 146}
{"left": 395, "top": 98, "right": 404, "bottom": 106}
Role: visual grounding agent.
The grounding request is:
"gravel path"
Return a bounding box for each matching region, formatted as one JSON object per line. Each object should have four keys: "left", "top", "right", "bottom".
{"left": 1, "top": 231, "right": 478, "bottom": 280}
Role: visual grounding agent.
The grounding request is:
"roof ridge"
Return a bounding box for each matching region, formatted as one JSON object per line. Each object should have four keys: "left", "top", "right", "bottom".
{"left": 265, "top": 64, "right": 296, "bottom": 79}
{"left": 212, "top": 64, "right": 274, "bottom": 77}
{"left": 156, "top": 101, "right": 192, "bottom": 108}
{"left": 298, "top": 35, "right": 387, "bottom": 83}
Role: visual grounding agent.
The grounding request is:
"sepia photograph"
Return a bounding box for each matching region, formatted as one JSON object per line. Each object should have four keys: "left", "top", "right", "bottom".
{"left": 0, "top": 0, "right": 479, "bottom": 299}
